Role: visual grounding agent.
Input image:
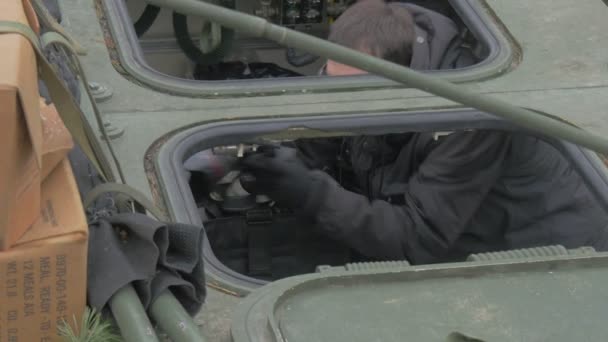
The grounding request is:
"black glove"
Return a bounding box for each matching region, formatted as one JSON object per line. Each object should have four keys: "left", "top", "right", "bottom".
{"left": 239, "top": 146, "right": 324, "bottom": 214}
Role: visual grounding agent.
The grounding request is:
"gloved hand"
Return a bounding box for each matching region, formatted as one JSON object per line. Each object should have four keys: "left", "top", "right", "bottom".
{"left": 239, "top": 146, "right": 322, "bottom": 213}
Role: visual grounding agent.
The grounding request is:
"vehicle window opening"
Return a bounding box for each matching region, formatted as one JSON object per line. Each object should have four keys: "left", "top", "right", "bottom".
{"left": 183, "top": 130, "right": 608, "bottom": 281}
{"left": 124, "top": 0, "right": 485, "bottom": 81}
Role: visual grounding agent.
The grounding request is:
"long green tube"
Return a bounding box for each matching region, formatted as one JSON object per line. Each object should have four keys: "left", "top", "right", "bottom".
{"left": 146, "top": 0, "right": 608, "bottom": 154}
{"left": 108, "top": 285, "right": 160, "bottom": 342}
{"left": 149, "top": 291, "right": 208, "bottom": 342}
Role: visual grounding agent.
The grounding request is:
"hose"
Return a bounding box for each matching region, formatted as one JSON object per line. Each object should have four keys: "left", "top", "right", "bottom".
{"left": 149, "top": 291, "right": 208, "bottom": 342}
{"left": 134, "top": 4, "right": 161, "bottom": 37}
{"left": 172, "top": 11, "right": 234, "bottom": 65}
{"left": 145, "top": 0, "right": 608, "bottom": 154}
{"left": 109, "top": 285, "right": 160, "bottom": 342}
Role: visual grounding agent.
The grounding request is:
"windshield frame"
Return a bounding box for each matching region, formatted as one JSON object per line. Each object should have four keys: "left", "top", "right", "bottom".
{"left": 99, "top": 0, "right": 516, "bottom": 97}
{"left": 151, "top": 109, "right": 608, "bottom": 294}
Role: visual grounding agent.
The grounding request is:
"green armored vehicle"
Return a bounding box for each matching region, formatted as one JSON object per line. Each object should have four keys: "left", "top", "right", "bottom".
{"left": 12, "top": 0, "right": 608, "bottom": 340}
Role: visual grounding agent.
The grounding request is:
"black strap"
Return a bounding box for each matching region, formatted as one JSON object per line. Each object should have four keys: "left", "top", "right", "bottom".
{"left": 134, "top": 5, "right": 161, "bottom": 37}
{"left": 246, "top": 209, "right": 273, "bottom": 277}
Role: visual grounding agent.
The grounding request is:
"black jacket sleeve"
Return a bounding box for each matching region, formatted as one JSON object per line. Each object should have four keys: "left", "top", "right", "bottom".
{"left": 306, "top": 131, "right": 512, "bottom": 264}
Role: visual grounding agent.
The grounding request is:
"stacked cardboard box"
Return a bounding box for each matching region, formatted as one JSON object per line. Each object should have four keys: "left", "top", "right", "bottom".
{"left": 0, "top": 1, "right": 89, "bottom": 341}
{"left": 0, "top": 0, "right": 44, "bottom": 250}
{"left": 0, "top": 159, "right": 89, "bottom": 342}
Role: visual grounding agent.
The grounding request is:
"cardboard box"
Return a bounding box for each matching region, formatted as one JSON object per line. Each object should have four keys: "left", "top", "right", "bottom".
{"left": 0, "top": 158, "right": 88, "bottom": 342}
{"left": 40, "top": 99, "right": 74, "bottom": 180}
{"left": 0, "top": 0, "right": 43, "bottom": 250}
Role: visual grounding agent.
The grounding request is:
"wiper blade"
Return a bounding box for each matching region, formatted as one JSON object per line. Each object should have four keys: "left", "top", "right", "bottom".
{"left": 147, "top": 0, "right": 608, "bottom": 154}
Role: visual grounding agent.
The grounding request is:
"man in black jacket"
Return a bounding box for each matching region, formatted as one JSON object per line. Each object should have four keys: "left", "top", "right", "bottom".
{"left": 321, "top": 0, "right": 476, "bottom": 75}
{"left": 240, "top": 0, "right": 608, "bottom": 264}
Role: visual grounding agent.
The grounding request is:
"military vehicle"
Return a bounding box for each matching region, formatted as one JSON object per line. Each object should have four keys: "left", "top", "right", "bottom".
{"left": 5, "top": 0, "right": 608, "bottom": 340}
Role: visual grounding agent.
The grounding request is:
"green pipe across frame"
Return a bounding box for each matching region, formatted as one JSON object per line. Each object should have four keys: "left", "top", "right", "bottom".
{"left": 146, "top": 0, "right": 608, "bottom": 155}
{"left": 109, "top": 285, "right": 206, "bottom": 342}
{"left": 149, "top": 291, "right": 208, "bottom": 342}
{"left": 109, "top": 285, "right": 160, "bottom": 342}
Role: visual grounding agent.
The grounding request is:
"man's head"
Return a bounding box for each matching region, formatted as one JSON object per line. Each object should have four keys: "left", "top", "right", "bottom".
{"left": 325, "top": 0, "right": 416, "bottom": 76}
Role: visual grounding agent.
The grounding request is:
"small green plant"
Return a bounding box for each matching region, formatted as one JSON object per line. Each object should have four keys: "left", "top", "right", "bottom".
{"left": 58, "top": 306, "right": 122, "bottom": 342}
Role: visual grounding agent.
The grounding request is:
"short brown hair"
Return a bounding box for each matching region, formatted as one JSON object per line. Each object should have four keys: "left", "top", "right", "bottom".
{"left": 328, "top": 0, "right": 415, "bottom": 66}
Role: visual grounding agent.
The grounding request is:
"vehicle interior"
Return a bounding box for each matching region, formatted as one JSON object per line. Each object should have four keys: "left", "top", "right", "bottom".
{"left": 122, "top": 0, "right": 486, "bottom": 80}
{"left": 116, "top": 0, "right": 606, "bottom": 285}
{"left": 180, "top": 129, "right": 608, "bottom": 282}
{"left": 99, "top": 0, "right": 603, "bottom": 291}
{"left": 187, "top": 139, "right": 356, "bottom": 281}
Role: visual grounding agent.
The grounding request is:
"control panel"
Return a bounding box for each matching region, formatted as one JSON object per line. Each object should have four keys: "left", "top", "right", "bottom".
{"left": 282, "top": 0, "right": 323, "bottom": 25}
{"left": 236, "top": 0, "right": 349, "bottom": 33}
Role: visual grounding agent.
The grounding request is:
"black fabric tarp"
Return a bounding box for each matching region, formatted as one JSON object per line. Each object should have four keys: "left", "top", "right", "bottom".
{"left": 87, "top": 214, "right": 206, "bottom": 315}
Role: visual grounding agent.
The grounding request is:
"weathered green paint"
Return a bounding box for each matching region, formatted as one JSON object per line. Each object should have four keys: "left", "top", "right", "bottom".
{"left": 140, "top": 0, "right": 608, "bottom": 153}
{"left": 103, "top": 0, "right": 514, "bottom": 96}
{"left": 232, "top": 253, "right": 608, "bottom": 341}
{"left": 62, "top": 0, "right": 608, "bottom": 197}
{"left": 55, "top": 0, "right": 608, "bottom": 340}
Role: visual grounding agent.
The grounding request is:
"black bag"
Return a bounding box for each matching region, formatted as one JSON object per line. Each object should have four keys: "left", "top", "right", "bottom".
{"left": 204, "top": 212, "right": 353, "bottom": 281}
{"left": 194, "top": 61, "right": 302, "bottom": 80}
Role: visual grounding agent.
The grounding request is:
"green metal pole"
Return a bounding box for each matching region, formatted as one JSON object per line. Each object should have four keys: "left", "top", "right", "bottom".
{"left": 146, "top": 0, "right": 608, "bottom": 155}
{"left": 108, "top": 284, "right": 160, "bottom": 342}
{"left": 149, "top": 291, "right": 208, "bottom": 342}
